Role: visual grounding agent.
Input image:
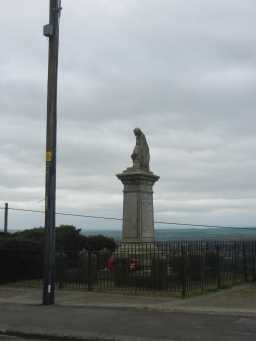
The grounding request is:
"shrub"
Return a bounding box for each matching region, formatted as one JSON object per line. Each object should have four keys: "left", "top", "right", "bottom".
{"left": 55, "top": 251, "right": 68, "bottom": 289}
{"left": 0, "top": 226, "right": 117, "bottom": 284}
{"left": 98, "top": 248, "right": 112, "bottom": 270}
{"left": 84, "top": 235, "right": 116, "bottom": 252}
{"left": 113, "top": 257, "right": 129, "bottom": 286}
{"left": 11, "top": 226, "right": 117, "bottom": 252}
{"left": 0, "top": 239, "right": 42, "bottom": 283}
{"left": 151, "top": 256, "right": 168, "bottom": 290}
{"left": 78, "top": 251, "right": 97, "bottom": 287}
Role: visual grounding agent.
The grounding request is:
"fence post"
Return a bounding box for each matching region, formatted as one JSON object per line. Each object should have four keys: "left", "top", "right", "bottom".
{"left": 4, "top": 202, "right": 8, "bottom": 234}
{"left": 242, "top": 242, "right": 248, "bottom": 282}
{"left": 232, "top": 241, "right": 237, "bottom": 285}
{"left": 181, "top": 244, "right": 187, "bottom": 298}
{"left": 87, "top": 251, "right": 92, "bottom": 291}
{"left": 200, "top": 241, "right": 205, "bottom": 293}
{"left": 216, "top": 244, "right": 222, "bottom": 289}
{"left": 253, "top": 241, "right": 256, "bottom": 282}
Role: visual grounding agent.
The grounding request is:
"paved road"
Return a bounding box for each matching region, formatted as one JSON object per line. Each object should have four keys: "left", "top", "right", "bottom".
{"left": 0, "top": 336, "right": 42, "bottom": 341}
{"left": 1, "top": 303, "right": 256, "bottom": 341}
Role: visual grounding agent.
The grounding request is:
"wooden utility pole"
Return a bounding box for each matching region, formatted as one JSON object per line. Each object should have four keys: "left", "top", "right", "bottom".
{"left": 42, "top": 0, "right": 62, "bottom": 305}
{"left": 4, "top": 202, "right": 8, "bottom": 234}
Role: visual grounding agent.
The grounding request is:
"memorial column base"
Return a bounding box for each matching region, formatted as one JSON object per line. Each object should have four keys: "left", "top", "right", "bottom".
{"left": 116, "top": 169, "right": 159, "bottom": 244}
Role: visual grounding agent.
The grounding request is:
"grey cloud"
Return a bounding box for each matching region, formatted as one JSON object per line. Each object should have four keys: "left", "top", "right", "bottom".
{"left": 1, "top": 1, "right": 256, "bottom": 229}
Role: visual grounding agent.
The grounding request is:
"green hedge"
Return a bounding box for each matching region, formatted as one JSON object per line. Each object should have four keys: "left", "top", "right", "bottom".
{"left": 0, "top": 239, "right": 43, "bottom": 283}
{"left": 113, "top": 257, "right": 129, "bottom": 286}
{"left": 151, "top": 257, "right": 168, "bottom": 290}
{"left": 0, "top": 225, "right": 116, "bottom": 284}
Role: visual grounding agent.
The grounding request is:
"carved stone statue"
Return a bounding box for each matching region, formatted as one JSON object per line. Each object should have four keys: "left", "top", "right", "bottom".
{"left": 131, "top": 128, "right": 150, "bottom": 172}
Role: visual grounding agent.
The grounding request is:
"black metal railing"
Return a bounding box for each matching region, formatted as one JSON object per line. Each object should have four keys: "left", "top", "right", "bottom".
{"left": 1, "top": 240, "right": 256, "bottom": 297}
{"left": 54, "top": 240, "right": 256, "bottom": 297}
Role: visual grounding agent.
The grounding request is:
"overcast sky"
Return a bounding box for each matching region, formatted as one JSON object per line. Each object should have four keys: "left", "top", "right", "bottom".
{"left": 1, "top": 0, "right": 256, "bottom": 230}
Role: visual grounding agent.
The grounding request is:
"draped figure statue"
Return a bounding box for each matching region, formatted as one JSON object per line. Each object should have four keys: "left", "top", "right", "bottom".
{"left": 131, "top": 128, "right": 150, "bottom": 172}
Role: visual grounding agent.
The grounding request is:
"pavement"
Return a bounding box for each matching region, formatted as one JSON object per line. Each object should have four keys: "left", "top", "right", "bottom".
{"left": 0, "top": 284, "right": 256, "bottom": 341}
{"left": 0, "top": 336, "right": 42, "bottom": 341}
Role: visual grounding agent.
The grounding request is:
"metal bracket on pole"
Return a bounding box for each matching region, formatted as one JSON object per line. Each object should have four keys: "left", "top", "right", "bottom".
{"left": 43, "top": 24, "right": 54, "bottom": 37}
{"left": 57, "top": 0, "right": 62, "bottom": 17}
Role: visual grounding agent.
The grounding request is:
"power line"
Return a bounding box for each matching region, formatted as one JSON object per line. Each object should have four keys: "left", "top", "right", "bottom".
{"left": 0, "top": 206, "right": 256, "bottom": 230}
{"left": 154, "top": 220, "right": 256, "bottom": 230}
{"left": 0, "top": 207, "right": 122, "bottom": 221}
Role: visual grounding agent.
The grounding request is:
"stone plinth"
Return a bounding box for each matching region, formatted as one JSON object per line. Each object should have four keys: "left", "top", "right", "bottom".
{"left": 117, "top": 169, "right": 159, "bottom": 243}
{"left": 116, "top": 241, "right": 159, "bottom": 261}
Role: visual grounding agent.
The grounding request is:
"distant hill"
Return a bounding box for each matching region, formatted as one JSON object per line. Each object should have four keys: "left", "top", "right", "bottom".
{"left": 82, "top": 227, "right": 256, "bottom": 241}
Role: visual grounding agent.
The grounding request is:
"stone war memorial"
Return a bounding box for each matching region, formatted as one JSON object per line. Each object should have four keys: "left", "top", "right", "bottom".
{"left": 117, "top": 128, "right": 159, "bottom": 252}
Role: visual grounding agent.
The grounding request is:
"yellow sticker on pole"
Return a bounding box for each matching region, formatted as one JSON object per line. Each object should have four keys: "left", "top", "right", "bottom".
{"left": 46, "top": 151, "right": 53, "bottom": 162}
